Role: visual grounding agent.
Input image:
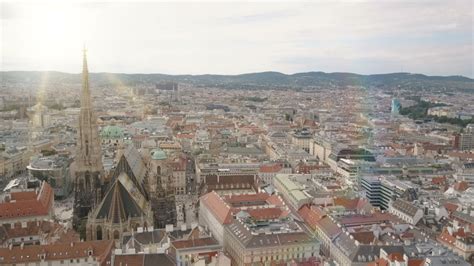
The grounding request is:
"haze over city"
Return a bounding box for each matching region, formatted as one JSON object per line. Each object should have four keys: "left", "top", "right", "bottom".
{"left": 1, "top": 1, "right": 473, "bottom": 77}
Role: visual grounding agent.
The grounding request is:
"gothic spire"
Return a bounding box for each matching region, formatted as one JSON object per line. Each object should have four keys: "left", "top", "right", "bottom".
{"left": 81, "top": 46, "right": 90, "bottom": 109}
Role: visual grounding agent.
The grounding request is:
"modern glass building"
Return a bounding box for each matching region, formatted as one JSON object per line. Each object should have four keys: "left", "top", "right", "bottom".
{"left": 391, "top": 98, "right": 401, "bottom": 114}
{"left": 361, "top": 176, "right": 418, "bottom": 210}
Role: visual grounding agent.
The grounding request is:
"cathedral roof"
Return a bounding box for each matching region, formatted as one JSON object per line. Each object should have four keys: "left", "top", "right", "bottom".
{"left": 95, "top": 173, "right": 147, "bottom": 223}
{"left": 111, "top": 146, "right": 149, "bottom": 199}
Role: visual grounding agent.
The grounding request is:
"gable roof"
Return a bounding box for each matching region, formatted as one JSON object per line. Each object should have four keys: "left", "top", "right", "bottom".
{"left": 200, "top": 191, "right": 232, "bottom": 224}
{"left": 298, "top": 205, "right": 326, "bottom": 230}
{"left": 94, "top": 176, "right": 146, "bottom": 222}
{"left": 453, "top": 181, "right": 469, "bottom": 192}
{"left": 171, "top": 237, "right": 218, "bottom": 249}
{"left": 0, "top": 240, "right": 114, "bottom": 264}
{"left": 333, "top": 197, "right": 370, "bottom": 212}
{"left": 316, "top": 217, "right": 342, "bottom": 238}
{"left": 0, "top": 182, "right": 53, "bottom": 221}
{"left": 390, "top": 199, "right": 421, "bottom": 217}
{"left": 110, "top": 146, "right": 148, "bottom": 199}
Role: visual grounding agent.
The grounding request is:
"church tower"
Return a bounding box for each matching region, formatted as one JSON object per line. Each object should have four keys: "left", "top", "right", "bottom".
{"left": 73, "top": 48, "right": 104, "bottom": 227}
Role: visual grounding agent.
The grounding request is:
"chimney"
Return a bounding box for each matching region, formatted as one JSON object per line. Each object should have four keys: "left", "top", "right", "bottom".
{"left": 20, "top": 243, "right": 24, "bottom": 250}
{"left": 70, "top": 242, "right": 74, "bottom": 247}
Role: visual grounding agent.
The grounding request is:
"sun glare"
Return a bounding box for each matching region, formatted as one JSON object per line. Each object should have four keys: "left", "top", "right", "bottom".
{"left": 27, "top": 4, "right": 83, "bottom": 68}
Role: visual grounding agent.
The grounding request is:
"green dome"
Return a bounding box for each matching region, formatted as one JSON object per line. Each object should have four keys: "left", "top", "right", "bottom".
{"left": 100, "top": 126, "right": 124, "bottom": 139}
{"left": 151, "top": 148, "right": 167, "bottom": 160}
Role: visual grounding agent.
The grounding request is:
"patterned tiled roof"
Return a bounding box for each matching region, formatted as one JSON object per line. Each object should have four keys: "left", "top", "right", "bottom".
{"left": 390, "top": 199, "right": 420, "bottom": 217}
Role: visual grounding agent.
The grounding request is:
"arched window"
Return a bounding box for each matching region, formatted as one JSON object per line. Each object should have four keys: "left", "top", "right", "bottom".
{"left": 96, "top": 225, "right": 102, "bottom": 240}
{"left": 113, "top": 230, "right": 120, "bottom": 239}
{"left": 85, "top": 171, "right": 91, "bottom": 190}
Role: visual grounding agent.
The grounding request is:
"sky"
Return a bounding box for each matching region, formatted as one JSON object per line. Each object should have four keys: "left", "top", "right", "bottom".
{"left": 1, "top": 0, "right": 473, "bottom": 77}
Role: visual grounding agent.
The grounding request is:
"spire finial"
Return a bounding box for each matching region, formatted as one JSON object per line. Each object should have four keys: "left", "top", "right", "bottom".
{"left": 82, "top": 44, "right": 88, "bottom": 73}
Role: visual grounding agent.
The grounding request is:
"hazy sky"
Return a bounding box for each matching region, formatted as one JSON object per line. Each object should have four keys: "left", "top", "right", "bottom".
{"left": 1, "top": 1, "right": 473, "bottom": 77}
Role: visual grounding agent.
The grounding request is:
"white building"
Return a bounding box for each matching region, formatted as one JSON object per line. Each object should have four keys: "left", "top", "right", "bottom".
{"left": 388, "top": 199, "right": 423, "bottom": 225}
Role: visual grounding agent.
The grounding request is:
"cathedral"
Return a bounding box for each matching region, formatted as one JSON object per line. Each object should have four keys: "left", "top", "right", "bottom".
{"left": 86, "top": 146, "right": 153, "bottom": 242}
{"left": 73, "top": 49, "right": 177, "bottom": 241}
{"left": 73, "top": 49, "right": 104, "bottom": 229}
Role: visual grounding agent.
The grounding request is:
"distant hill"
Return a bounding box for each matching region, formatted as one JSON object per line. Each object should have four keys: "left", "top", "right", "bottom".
{"left": 1, "top": 70, "right": 472, "bottom": 90}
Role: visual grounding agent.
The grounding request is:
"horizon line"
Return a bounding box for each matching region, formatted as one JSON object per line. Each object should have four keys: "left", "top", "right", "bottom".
{"left": 1, "top": 69, "right": 472, "bottom": 80}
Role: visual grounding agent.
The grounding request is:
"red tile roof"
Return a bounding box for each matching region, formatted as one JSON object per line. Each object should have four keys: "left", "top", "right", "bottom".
{"left": 350, "top": 231, "right": 376, "bottom": 244}
{"left": 246, "top": 207, "right": 288, "bottom": 220}
{"left": 0, "top": 182, "right": 53, "bottom": 221}
{"left": 200, "top": 191, "right": 288, "bottom": 225}
{"left": 200, "top": 192, "right": 233, "bottom": 224}
{"left": 9, "top": 191, "right": 37, "bottom": 201}
{"left": 298, "top": 205, "right": 326, "bottom": 230}
{"left": 259, "top": 164, "right": 283, "bottom": 173}
{"left": 0, "top": 240, "right": 114, "bottom": 264}
{"left": 453, "top": 181, "right": 469, "bottom": 192}
{"left": 443, "top": 202, "right": 459, "bottom": 214}
{"left": 407, "top": 258, "right": 425, "bottom": 266}
{"left": 296, "top": 163, "right": 325, "bottom": 174}
{"left": 113, "top": 254, "right": 144, "bottom": 266}
{"left": 266, "top": 194, "right": 285, "bottom": 206}
{"left": 330, "top": 197, "right": 372, "bottom": 212}
{"left": 387, "top": 253, "right": 404, "bottom": 262}
{"left": 171, "top": 237, "right": 218, "bottom": 249}
{"left": 431, "top": 176, "right": 446, "bottom": 186}
{"left": 367, "top": 258, "right": 389, "bottom": 266}
{"left": 223, "top": 193, "right": 270, "bottom": 206}
{"left": 316, "top": 217, "right": 342, "bottom": 238}
{"left": 437, "top": 227, "right": 457, "bottom": 246}
{"left": 4, "top": 221, "right": 57, "bottom": 239}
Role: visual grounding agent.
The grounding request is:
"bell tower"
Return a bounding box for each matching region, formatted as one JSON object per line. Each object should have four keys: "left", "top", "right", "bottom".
{"left": 73, "top": 48, "right": 104, "bottom": 228}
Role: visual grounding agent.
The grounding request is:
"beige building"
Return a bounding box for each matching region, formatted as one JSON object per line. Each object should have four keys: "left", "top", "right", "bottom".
{"left": 309, "top": 137, "right": 333, "bottom": 163}
{"left": 291, "top": 128, "right": 312, "bottom": 152}
{"left": 388, "top": 199, "right": 423, "bottom": 225}
{"left": 224, "top": 216, "right": 319, "bottom": 266}
{"left": 0, "top": 147, "right": 31, "bottom": 179}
